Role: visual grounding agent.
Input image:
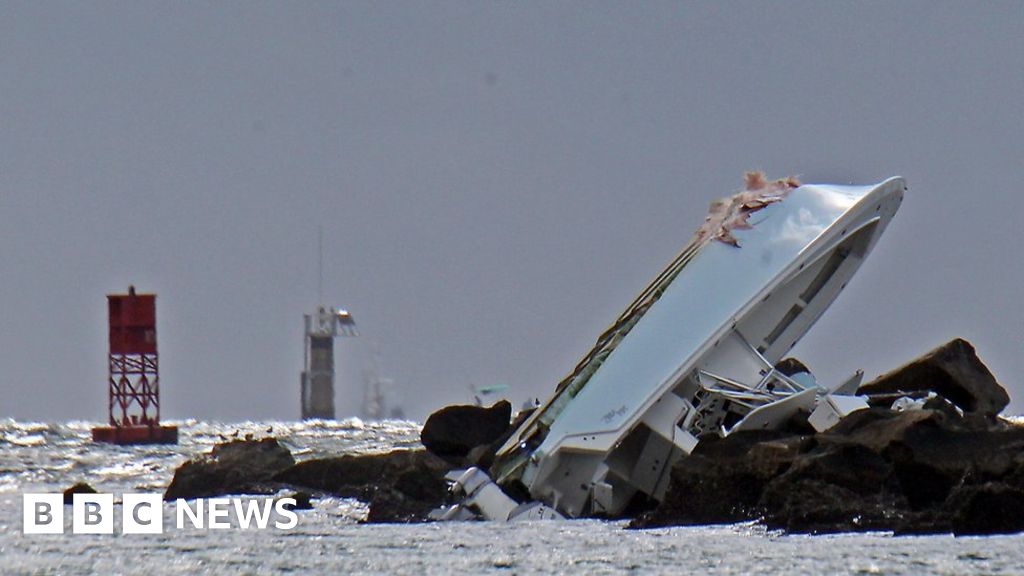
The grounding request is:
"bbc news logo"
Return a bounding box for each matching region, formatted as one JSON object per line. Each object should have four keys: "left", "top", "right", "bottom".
{"left": 23, "top": 493, "right": 299, "bottom": 534}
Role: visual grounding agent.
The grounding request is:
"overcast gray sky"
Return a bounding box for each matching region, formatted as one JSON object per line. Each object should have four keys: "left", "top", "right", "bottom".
{"left": 2, "top": 2, "right": 1022, "bottom": 422}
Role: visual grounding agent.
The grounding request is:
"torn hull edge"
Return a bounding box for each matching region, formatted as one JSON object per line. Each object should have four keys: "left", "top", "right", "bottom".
{"left": 441, "top": 177, "right": 905, "bottom": 521}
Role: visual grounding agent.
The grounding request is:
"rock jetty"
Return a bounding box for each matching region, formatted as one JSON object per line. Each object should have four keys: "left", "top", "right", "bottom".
{"left": 164, "top": 437, "right": 294, "bottom": 500}
{"left": 632, "top": 339, "right": 1023, "bottom": 535}
{"left": 163, "top": 338, "right": 1024, "bottom": 534}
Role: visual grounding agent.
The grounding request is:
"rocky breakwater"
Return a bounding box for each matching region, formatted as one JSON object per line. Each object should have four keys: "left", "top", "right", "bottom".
{"left": 633, "top": 338, "right": 1024, "bottom": 535}
{"left": 163, "top": 338, "right": 1023, "bottom": 534}
{"left": 164, "top": 437, "right": 295, "bottom": 500}
{"left": 163, "top": 401, "right": 517, "bottom": 522}
{"left": 274, "top": 449, "right": 451, "bottom": 523}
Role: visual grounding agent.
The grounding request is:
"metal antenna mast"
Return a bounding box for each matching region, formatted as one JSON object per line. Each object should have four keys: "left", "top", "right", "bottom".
{"left": 318, "top": 225, "right": 324, "bottom": 304}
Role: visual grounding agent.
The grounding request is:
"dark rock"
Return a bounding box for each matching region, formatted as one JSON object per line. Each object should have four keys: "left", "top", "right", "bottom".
{"left": 631, "top": 341, "right": 1017, "bottom": 535}
{"left": 630, "top": 431, "right": 809, "bottom": 528}
{"left": 635, "top": 400, "right": 1024, "bottom": 535}
{"left": 821, "top": 408, "right": 1024, "bottom": 511}
{"left": 274, "top": 450, "right": 446, "bottom": 497}
{"left": 774, "top": 444, "right": 894, "bottom": 496}
{"left": 757, "top": 444, "right": 903, "bottom": 533}
{"left": 889, "top": 455, "right": 956, "bottom": 510}
{"left": 274, "top": 449, "right": 450, "bottom": 523}
{"left": 812, "top": 408, "right": 962, "bottom": 510}
{"left": 776, "top": 409, "right": 819, "bottom": 436}
{"left": 468, "top": 407, "right": 537, "bottom": 471}
{"left": 164, "top": 438, "right": 295, "bottom": 500}
{"left": 466, "top": 443, "right": 497, "bottom": 470}
{"left": 281, "top": 491, "right": 314, "bottom": 511}
{"left": 167, "top": 442, "right": 451, "bottom": 522}
{"left": 819, "top": 408, "right": 943, "bottom": 452}
{"left": 63, "top": 482, "right": 97, "bottom": 505}
{"left": 997, "top": 452, "right": 1024, "bottom": 491}
{"left": 760, "top": 479, "right": 905, "bottom": 534}
{"left": 365, "top": 487, "right": 440, "bottom": 524}
{"left": 949, "top": 482, "right": 1024, "bottom": 536}
{"left": 420, "top": 400, "right": 512, "bottom": 462}
{"left": 858, "top": 338, "right": 1009, "bottom": 416}
{"left": 775, "top": 357, "right": 810, "bottom": 376}
{"left": 893, "top": 509, "right": 953, "bottom": 535}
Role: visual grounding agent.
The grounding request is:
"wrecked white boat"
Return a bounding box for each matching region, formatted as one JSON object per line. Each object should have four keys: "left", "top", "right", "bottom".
{"left": 435, "top": 174, "right": 905, "bottom": 521}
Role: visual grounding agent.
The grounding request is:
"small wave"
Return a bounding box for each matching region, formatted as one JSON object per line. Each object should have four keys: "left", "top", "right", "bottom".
{"left": 93, "top": 461, "right": 154, "bottom": 478}
{"left": 0, "top": 420, "right": 50, "bottom": 433}
{"left": 2, "top": 433, "right": 46, "bottom": 447}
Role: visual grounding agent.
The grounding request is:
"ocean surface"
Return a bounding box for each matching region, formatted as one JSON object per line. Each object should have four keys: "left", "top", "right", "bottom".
{"left": 2, "top": 418, "right": 1023, "bottom": 575}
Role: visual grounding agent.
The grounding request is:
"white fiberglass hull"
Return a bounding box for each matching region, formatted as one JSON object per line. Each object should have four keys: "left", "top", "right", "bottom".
{"left": 489, "top": 177, "right": 905, "bottom": 519}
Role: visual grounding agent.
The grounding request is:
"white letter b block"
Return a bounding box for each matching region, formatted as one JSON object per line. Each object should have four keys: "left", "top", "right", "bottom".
{"left": 73, "top": 493, "right": 114, "bottom": 534}
{"left": 23, "top": 494, "right": 63, "bottom": 534}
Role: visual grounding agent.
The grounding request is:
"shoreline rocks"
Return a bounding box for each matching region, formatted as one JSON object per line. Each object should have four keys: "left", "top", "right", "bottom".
{"left": 161, "top": 338, "right": 1024, "bottom": 534}
{"left": 164, "top": 437, "right": 294, "bottom": 500}
{"left": 631, "top": 408, "right": 1024, "bottom": 535}
{"left": 633, "top": 339, "right": 1019, "bottom": 535}
{"left": 274, "top": 449, "right": 450, "bottom": 523}
{"left": 164, "top": 438, "right": 451, "bottom": 522}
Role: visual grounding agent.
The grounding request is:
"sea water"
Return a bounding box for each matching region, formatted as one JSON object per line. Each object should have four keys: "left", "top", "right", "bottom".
{"left": 2, "top": 419, "right": 1021, "bottom": 575}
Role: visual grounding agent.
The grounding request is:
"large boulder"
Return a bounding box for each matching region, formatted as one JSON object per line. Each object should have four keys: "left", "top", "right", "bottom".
{"left": 420, "top": 400, "right": 512, "bottom": 462}
{"left": 274, "top": 449, "right": 451, "bottom": 523}
{"left": 857, "top": 338, "right": 1009, "bottom": 417}
{"left": 164, "top": 438, "right": 295, "bottom": 500}
{"left": 633, "top": 404, "right": 1024, "bottom": 535}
